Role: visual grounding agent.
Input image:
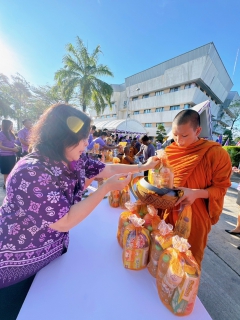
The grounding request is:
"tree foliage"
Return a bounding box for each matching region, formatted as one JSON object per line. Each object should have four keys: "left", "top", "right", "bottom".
{"left": 229, "top": 99, "right": 240, "bottom": 130}
{"left": 54, "top": 36, "right": 113, "bottom": 114}
{"left": 156, "top": 124, "right": 167, "bottom": 142}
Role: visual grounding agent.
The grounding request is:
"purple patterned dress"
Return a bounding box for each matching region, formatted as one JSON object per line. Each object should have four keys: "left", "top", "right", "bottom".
{"left": 0, "top": 152, "right": 105, "bottom": 288}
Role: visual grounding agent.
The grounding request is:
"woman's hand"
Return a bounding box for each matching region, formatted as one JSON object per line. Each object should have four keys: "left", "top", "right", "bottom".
{"left": 143, "top": 156, "right": 161, "bottom": 170}
{"left": 104, "top": 173, "right": 132, "bottom": 192}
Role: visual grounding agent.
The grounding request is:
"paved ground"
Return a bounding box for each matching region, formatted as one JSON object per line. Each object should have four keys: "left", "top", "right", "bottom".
{"left": 0, "top": 176, "right": 239, "bottom": 320}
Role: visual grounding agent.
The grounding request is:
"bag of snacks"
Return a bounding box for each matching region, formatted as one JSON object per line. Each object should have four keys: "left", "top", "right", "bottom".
{"left": 148, "top": 150, "right": 174, "bottom": 189}
{"left": 119, "top": 185, "right": 131, "bottom": 210}
{"left": 156, "top": 235, "right": 200, "bottom": 316}
{"left": 135, "top": 199, "right": 148, "bottom": 218}
{"left": 117, "top": 202, "right": 140, "bottom": 248}
{"left": 122, "top": 215, "right": 150, "bottom": 270}
{"left": 108, "top": 158, "right": 121, "bottom": 207}
{"left": 174, "top": 206, "right": 192, "bottom": 239}
{"left": 108, "top": 190, "right": 121, "bottom": 208}
{"left": 144, "top": 205, "right": 161, "bottom": 232}
{"left": 147, "top": 220, "right": 174, "bottom": 277}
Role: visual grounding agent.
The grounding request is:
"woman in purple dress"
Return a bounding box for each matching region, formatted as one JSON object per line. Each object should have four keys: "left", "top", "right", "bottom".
{"left": 0, "top": 103, "right": 159, "bottom": 319}
{"left": 0, "top": 120, "right": 19, "bottom": 189}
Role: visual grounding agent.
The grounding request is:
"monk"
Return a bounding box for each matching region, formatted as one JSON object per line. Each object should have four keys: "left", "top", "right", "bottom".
{"left": 165, "top": 109, "right": 232, "bottom": 266}
{"left": 122, "top": 147, "right": 134, "bottom": 164}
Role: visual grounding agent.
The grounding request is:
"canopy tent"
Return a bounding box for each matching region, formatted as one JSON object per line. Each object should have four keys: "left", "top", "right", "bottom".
{"left": 164, "top": 100, "right": 213, "bottom": 144}
{"left": 93, "top": 119, "right": 147, "bottom": 134}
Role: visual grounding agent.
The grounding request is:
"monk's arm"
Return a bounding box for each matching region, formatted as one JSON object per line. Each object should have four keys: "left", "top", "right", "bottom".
{"left": 204, "top": 149, "right": 232, "bottom": 222}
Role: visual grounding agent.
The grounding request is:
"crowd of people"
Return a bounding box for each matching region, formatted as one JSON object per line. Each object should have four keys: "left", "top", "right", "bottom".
{"left": 0, "top": 119, "right": 32, "bottom": 189}
{"left": 86, "top": 125, "right": 162, "bottom": 167}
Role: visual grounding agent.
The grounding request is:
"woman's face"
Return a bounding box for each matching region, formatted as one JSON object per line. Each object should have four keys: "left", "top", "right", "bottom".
{"left": 65, "top": 138, "right": 89, "bottom": 162}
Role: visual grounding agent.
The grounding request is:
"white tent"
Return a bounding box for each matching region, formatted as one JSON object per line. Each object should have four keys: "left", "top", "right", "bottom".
{"left": 93, "top": 119, "right": 147, "bottom": 134}
{"left": 164, "top": 100, "right": 213, "bottom": 143}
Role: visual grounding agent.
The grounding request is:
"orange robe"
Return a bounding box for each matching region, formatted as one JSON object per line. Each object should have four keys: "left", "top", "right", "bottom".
{"left": 129, "top": 146, "right": 138, "bottom": 158}
{"left": 165, "top": 139, "right": 232, "bottom": 266}
{"left": 122, "top": 155, "right": 134, "bottom": 164}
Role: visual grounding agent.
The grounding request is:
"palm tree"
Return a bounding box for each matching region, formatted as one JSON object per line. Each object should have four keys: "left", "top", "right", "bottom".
{"left": 54, "top": 36, "right": 113, "bottom": 114}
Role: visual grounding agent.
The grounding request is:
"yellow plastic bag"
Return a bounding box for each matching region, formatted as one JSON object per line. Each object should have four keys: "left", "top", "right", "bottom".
{"left": 143, "top": 205, "right": 161, "bottom": 232}
{"left": 147, "top": 219, "right": 174, "bottom": 278}
{"left": 122, "top": 215, "right": 150, "bottom": 270}
{"left": 108, "top": 190, "right": 121, "bottom": 208}
{"left": 174, "top": 206, "right": 192, "bottom": 239}
{"left": 117, "top": 202, "right": 140, "bottom": 248}
{"left": 119, "top": 185, "right": 131, "bottom": 210}
{"left": 156, "top": 235, "right": 200, "bottom": 316}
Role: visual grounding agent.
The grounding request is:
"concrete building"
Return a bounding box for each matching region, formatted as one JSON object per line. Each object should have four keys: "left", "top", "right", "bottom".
{"left": 89, "top": 43, "right": 235, "bottom": 139}
{"left": 212, "top": 91, "right": 240, "bottom": 136}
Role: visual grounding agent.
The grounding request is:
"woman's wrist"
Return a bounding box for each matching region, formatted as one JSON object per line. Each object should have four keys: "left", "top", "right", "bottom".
{"left": 142, "top": 162, "right": 150, "bottom": 171}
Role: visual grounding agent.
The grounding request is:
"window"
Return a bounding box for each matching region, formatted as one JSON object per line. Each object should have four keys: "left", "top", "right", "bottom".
{"left": 132, "top": 96, "right": 138, "bottom": 101}
{"left": 184, "top": 104, "right": 191, "bottom": 109}
{"left": 156, "top": 107, "right": 164, "bottom": 112}
{"left": 106, "top": 115, "right": 111, "bottom": 118}
{"left": 185, "top": 83, "right": 196, "bottom": 89}
{"left": 156, "top": 123, "right": 163, "bottom": 127}
{"left": 112, "top": 114, "right": 117, "bottom": 117}
{"left": 170, "top": 105, "right": 180, "bottom": 110}
{"left": 144, "top": 109, "right": 151, "bottom": 113}
{"left": 123, "top": 101, "right": 127, "bottom": 107}
{"left": 142, "top": 94, "right": 149, "bottom": 99}
{"left": 155, "top": 90, "right": 164, "bottom": 96}
{"left": 145, "top": 123, "right": 152, "bottom": 127}
{"left": 101, "top": 116, "right": 105, "bottom": 118}
{"left": 133, "top": 111, "right": 139, "bottom": 115}
{"left": 127, "top": 114, "right": 130, "bottom": 118}
{"left": 170, "top": 87, "right": 180, "bottom": 92}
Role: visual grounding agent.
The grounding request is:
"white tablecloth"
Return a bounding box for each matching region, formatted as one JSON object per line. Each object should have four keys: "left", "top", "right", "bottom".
{"left": 17, "top": 196, "right": 211, "bottom": 320}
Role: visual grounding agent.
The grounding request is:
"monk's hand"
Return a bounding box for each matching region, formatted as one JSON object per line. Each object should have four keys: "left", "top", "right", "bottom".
{"left": 144, "top": 156, "right": 161, "bottom": 170}
{"left": 174, "top": 187, "right": 199, "bottom": 207}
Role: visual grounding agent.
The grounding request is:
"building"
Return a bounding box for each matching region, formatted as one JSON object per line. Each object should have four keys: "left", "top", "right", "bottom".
{"left": 89, "top": 43, "right": 235, "bottom": 139}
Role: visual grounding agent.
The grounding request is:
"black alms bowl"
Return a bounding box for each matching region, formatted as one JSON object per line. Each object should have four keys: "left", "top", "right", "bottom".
{"left": 130, "top": 176, "right": 183, "bottom": 209}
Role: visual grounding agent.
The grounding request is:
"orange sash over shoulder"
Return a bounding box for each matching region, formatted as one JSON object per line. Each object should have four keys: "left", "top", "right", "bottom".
{"left": 165, "top": 139, "right": 232, "bottom": 265}
{"left": 166, "top": 139, "right": 232, "bottom": 225}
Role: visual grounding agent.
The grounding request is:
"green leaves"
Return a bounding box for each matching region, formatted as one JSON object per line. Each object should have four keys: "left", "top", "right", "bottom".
{"left": 54, "top": 36, "right": 113, "bottom": 113}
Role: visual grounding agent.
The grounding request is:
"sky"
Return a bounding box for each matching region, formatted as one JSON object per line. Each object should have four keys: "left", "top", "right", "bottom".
{"left": 0, "top": 0, "right": 240, "bottom": 94}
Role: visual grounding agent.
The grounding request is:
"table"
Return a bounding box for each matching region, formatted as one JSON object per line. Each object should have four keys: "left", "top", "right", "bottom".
{"left": 17, "top": 196, "right": 211, "bottom": 320}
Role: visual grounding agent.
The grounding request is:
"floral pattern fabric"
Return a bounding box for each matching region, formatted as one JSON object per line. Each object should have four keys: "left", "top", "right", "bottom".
{"left": 0, "top": 152, "right": 105, "bottom": 288}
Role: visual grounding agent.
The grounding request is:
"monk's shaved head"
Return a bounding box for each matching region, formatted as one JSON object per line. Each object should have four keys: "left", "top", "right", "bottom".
{"left": 173, "top": 109, "right": 200, "bottom": 130}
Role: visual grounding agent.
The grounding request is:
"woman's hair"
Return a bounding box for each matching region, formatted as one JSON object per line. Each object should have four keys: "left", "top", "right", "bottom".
{"left": 29, "top": 103, "right": 91, "bottom": 161}
{"left": 1, "top": 119, "right": 15, "bottom": 141}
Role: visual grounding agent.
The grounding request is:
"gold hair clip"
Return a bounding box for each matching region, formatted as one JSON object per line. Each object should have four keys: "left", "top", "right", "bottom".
{"left": 67, "top": 116, "right": 84, "bottom": 133}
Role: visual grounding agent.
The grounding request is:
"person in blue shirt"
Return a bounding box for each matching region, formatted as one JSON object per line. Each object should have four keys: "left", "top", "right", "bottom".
{"left": 88, "top": 132, "right": 118, "bottom": 151}
{"left": 88, "top": 125, "right": 96, "bottom": 145}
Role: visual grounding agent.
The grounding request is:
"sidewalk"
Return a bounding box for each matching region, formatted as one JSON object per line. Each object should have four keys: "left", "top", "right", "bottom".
{"left": 198, "top": 186, "right": 240, "bottom": 320}
{"left": 0, "top": 176, "right": 240, "bottom": 319}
